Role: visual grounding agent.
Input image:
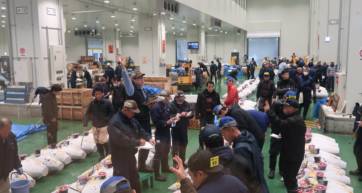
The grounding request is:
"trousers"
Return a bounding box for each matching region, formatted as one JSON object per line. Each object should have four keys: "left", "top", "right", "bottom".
{"left": 269, "top": 137, "right": 282, "bottom": 171}
{"left": 280, "top": 157, "right": 302, "bottom": 193}
{"left": 353, "top": 141, "right": 362, "bottom": 172}
{"left": 153, "top": 140, "right": 171, "bottom": 175}
{"left": 46, "top": 120, "right": 58, "bottom": 146}
{"left": 172, "top": 141, "right": 187, "bottom": 165}
{"left": 300, "top": 101, "right": 311, "bottom": 120}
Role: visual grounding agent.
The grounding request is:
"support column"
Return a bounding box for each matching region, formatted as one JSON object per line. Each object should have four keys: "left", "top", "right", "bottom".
{"left": 138, "top": 15, "right": 166, "bottom": 76}
{"left": 199, "top": 28, "right": 206, "bottom": 61}
{"left": 9, "top": 0, "right": 66, "bottom": 87}
{"left": 102, "top": 29, "right": 119, "bottom": 65}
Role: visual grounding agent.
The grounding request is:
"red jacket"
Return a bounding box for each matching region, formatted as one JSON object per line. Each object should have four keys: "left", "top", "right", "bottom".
{"left": 224, "top": 84, "right": 239, "bottom": 106}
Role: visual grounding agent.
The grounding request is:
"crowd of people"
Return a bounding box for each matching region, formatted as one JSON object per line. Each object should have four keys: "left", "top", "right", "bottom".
{"left": 1, "top": 53, "right": 362, "bottom": 193}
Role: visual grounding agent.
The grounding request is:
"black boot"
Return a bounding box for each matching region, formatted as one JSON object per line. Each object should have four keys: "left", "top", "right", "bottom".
{"left": 350, "top": 169, "right": 361, "bottom": 176}
{"left": 268, "top": 170, "right": 275, "bottom": 179}
{"left": 153, "top": 159, "right": 167, "bottom": 181}
{"left": 96, "top": 144, "right": 105, "bottom": 161}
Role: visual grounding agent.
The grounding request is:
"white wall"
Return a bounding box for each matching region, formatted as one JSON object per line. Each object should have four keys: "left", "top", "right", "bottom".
{"left": 247, "top": 0, "right": 309, "bottom": 57}
{"left": 120, "top": 36, "right": 139, "bottom": 65}
{"left": 65, "top": 33, "right": 86, "bottom": 63}
{"left": 175, "top": 0, "right": 247, "bottom": 30}
{"left": 0, "top": 30, "right": 9, "bottom": 56}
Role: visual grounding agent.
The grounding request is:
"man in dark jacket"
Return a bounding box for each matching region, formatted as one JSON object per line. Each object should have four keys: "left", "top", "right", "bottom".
{"left": 83, "top": 86, "right": 114, "bottom": 160}
{"left": 210, "top": 61, "right": 218, "bottom": 83}
{"left": 41, "top": 84, "right": 62, "bottom": 147}
{"left": 150, "top": 91, "right": 175, "bottom": 181}
{"left": 195, "top": 81, "right": 221, "bottom": 127}
{"left": 83, "top": 68, "right": 93, "bottom": 88}
{"left": 276, "top": 69, "right": 297, "bottom": 99}
{"left": 70, "top": 67, "right": 77, "bottom": 88}
{"left": 219, "top": 116, "right": 269, "bottom": 193}
{"left": 350, "top": 103, "right": 362, "bottom": 180}
{"left": 216, "top": 58, "right": 222, "bottom": 79}
{"left": 214, "top": 104, "right": 265, "bottom": 148}
{"left": 115, "top": 61, "right": 123, "bottom": 79}
{"left": 259, "top": 63, "right": 275, "bottom": 81}
{"left": 111, "top": 77, "right": 126, "bottom": 112}
{"left": 108, "top": 100, "right": 155, "bottom": 193}
{"left": 265, "top": 92, "right": 306, "bottom": 193}
{"left": 104, "top": 63, "right": 115, "bottom": 88}
{"left": 297, "top": 68, "right": 316, "bottom": 119}
{"left": 248, "top": 58, "right": 257, "bottom": 79}
{"left": 199, "top": 125, "right": 261, "bottom": 193}
{"left": 170, "top": 150, "right": 249, "bottom": 193}
{"left": 122, "top": 65, "right": 153, "bottom": 172}
{"left": 256, "top": 72, "right": 275, "bottom": 112}
{"left": 0, "top": 118, "right": 23, "bottom": 193}
{"left": 170, "top": 91, "right": 193, "bottom": 164}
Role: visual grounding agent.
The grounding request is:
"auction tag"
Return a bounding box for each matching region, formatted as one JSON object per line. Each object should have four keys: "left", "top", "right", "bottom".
{"left": 210, "top": 156, "right": 219, "bottom": 168}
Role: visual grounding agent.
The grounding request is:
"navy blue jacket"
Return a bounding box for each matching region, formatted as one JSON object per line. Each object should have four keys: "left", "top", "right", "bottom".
{"left": 197, "top": 174, "right": 249, "bottom": 193}
{"left": 70, "top": 70, "right": 77, "bottom": 88}
{"left": 170, "top": 100, "right": 193, "bottom": 144}
{"left": 258, "top": 67, "right": 275, "bottom": 81}
{"left": 150, "top": 101, "right": 172, "bottom": 142}
{"left": 104, "top": 66, "right": 115, "bottom": 81}
{"left": 297, "top": 74, "right": 315, "bottom": 102}
{"left": 247, "top": 110, "right": 269, "bottom": 133}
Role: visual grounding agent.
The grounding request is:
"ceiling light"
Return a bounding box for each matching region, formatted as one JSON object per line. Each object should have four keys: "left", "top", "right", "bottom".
{"left": 1, "top": 25, "right": 5, "bottom": 28}
{"left": 104, "top": 0, "right": 110, "bottom": 3}
{"left": 220, "top": 30, "right": 223, "bottom": 33}
{"left": 132, "top": 7, "right": 138, "bottom": 11}
{"left": 208, "top": 27, "right": 212, "bottom": 30}
{"left": 1, "top": 6, "right": 6, "bottom": 10}
{"left": 71, "top": 17, "right": 76, "bottom": 20}
{"left": 114, "top": 23, "right": 119, "bottom": 26}
{"left": 153, "top": 13, "right": 157, "bottom": 16}
{"left": 116, "top": 28, "right": 120, "bottom": 31}
{"left": 180, "top": 28, "right": 185, "bottom": 31}
{"left": 169, "top": 17, "right": 174, "bottom": 20}
{"left": 67, "top": 30, "right": 71, "bottom": 33}
{"left": 173, "top": 31, "right": 176, "bottom": 35}
{"left": 102, "top": 26, "right": 106, "bottom": 30}
{"left": 192, "top": 23, "right": 196, "bottom": 26}
{"left": 130, "top": 26, "right": 134, "bottom": 29}
{"left": 160, "top": 12, "right": 166, "bottom": 15}
{"left": 225, "top": 31, "right": 228, "bottom": 34}
{"left": 130, "top": 18, "right": 136, "bottom": 22}
{"left": 84, "top": 24, "right": 88, "bottom": 28}
{"left": 325, "top": 36, "right": 331, "bottom": 42}
{"left": 110, "top": 14, "right": 116, "bottom": 18}
{"left": 130, "top": 30, "right": 134, "bottom": 33}
{"left": 1, "top": 20, "right": 5, "bottom": 24}
{"left": 74, "top": 27, "right": 78, "bottom": 31}
{"left": 171, "top": 26, "right": 175, "bottom": 30}
{"left": 182, "top": 20, "right": 186, "bottom": 24}
{"left": 96, "top": 20, "right": 100, "bottom": 24}
{"left": 1, "top": 15, "right": 6, "bottom": 18}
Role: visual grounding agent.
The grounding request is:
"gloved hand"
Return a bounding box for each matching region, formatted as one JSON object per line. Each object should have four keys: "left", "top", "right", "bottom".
{"left": 16, "top": 167, "right": 23, "bottom": 174}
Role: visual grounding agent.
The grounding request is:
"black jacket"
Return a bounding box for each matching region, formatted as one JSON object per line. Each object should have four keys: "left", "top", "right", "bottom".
{"left": 276, "top": 79, "right": 297, "bottom": 99}
{"left": 197, "top": 173, "right": 249, "bottom": 193}
{"left": 126, "top": 84, "right": 150, "bottom": 123}
{"left": 150, "top": 101, "right": 172, "bottom": 141}
{"left": 256, "top": 80, "right": 275, "bottom": 99}
{"left": 83, "top": 98, "right": 114, "bottom": 128}
{"left": 108, "top": 112, "right": 151, "bottom": 169}
{"left": 258, "top": 67, "right": 275, "bottom": 81}
{"left": 268, "top": 110, "right": 306, "bottom": 162}
{"left": 115, "top": 66, "right": 122, "bottom": 79}
{"left": 41, "top": 92, "right": 58, "bottom": 122}
{"left": 0, "top": 133, "right": 22, "bottom": 180}
{"left": 195, "top": 89, "right": 221, "bottom": 118}
{"left": 84, "top": 70, "right": 92, "bottom": 88}
{"left": 210, "top": 63, "right": 218, "bottom": 74}
{"left": 227, "top": 105, "right": 264, "bottom": 147}
{"left": 112, "top": 84, "right": 126, "bottom": 112}
{"left": 104, "top": 66, "right": 115, "bottom": 81}
{"left": 70, "top": 70, "right": 77, "bottom": 88}
{"left": 170, "top": 100, "right": 193, "bottom": 143}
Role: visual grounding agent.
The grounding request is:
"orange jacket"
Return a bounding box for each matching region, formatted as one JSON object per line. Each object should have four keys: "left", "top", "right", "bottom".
{"left": 224, "top": 84, "right": 239, "bottom": 106}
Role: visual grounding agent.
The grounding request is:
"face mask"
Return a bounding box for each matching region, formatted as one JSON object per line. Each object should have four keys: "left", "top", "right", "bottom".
{"left": 303, "top": 72, "right": 309, "bottom": 76}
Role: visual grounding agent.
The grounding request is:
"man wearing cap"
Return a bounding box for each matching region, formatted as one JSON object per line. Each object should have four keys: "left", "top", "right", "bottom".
{"left": 258, "top": 62, "right": 275, "bottom": 81}
{"left": 83, "top": 86, "right": 114, "bottom": 160}
{"left": 170, "top": 150, "right": 249, "bottom": 193}
{"left": 104, "top": 63, "right": 115, "bottom": 88}
{"left": 296, "top": 67, "right": 316, "bottom": 120}
{"left": 170, "top": 91, "right": 193, "bottom": 163}
{"left": 218, "top": 116, "right": 269, "bottom": 193}
{"left": 100, "top": 176, "right": 135, "bottom": 193}
{"left": 0, "top": 118, "right": 23, "bottom": 193}
{"left": 256, "top": 71, "right": 276, "bottom": 112}
{"left": 195, "top": 81, "right": 221, "bottom": 128}
{"left": 224, "top": 77, "right": 239, "bottom": 107}
{"left": 264, "top": 91, "right": 306, "bottom": 193}
{"left": 108, "top": 100, "right": 155, "bottom": 193}
{"left": 40, "top": 84, "right": 62, "bottom": 147}
{"left": 111, "top": 77, "right": 127, "bottom": 112}
{"left": 150, "top": 91, "right": 176, "bottom": 181}
{"left": 121, "top": 64, "right": 153, "bottom": 172}
{"left": 276, "top": 69, "right": 297, "bottom": 99}
{"left": 199, "top": 125, "right": 260, "bottom": 193}
{"left": 213, "top": 104, "right": 265, "bottom": 148}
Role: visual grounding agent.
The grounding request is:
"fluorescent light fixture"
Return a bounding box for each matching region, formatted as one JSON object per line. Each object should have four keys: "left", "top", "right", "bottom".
{"left": 220, "top": 30, "right": 223, "bottom": 33}
{"left": 153, "top": 13, "right": 157, "bottom": 16}
{"left": 67, "top": 30, "right": 71, "bottom": 33}
{"left": 1, "top": 24, "right": 5, "bottom": 28}
{"left": 84, "top": 24, "right": 88, "bottom": 28}
{"left": 102, "top": 26, "right": 106, "bottom": 30}
{"left": 71, "top": 17, "right": 77, "bottom": 20}
{"left": 192, "top": 23, "right": 196, "bottom": 26}
{"left": 130, "top": 25, "right": 134, "bottom": 29}
{"left": 1, "top": 20, "right": 5, "bottom": 24}
{"left": 104, "top": 0, "right": 110, "bottom": 3}
{"left": 110, "top": 14, "right": 116, "bottom": 18}
{"left": 130, "top": 30, "right": 134, "bottom": 33}
{"left": 324, "top": 36, "right": 331, "bottom": 42}
{"left": 208, "top": 27, "right": 212, "bottom": 30}
{"left": 74, "top": 27, "right": 78, "bottom": 31}
{"left": 225, "top": 31, "right": 228, "bottom": 34}
{"left": 182, "top": 20, "right": 186, "bottom": 24}
{"left": 1, "top": 15, "right": 6, "bottom": 18}
{"left": 132, "top": 7, "right": 138, "bottom": 11}
{"left": 160, "top": 11, "right": 166, "bottom": 15}
{"left": 96, "top": 20, "right": 100, "bottom": 24}
{"left": 1, "top": 6, "right": 6, "bottom": 10}
{"left": 114, "top": 23, "right": 119, "bottom": 26}
{"left": 130, "top": 18, "right": 136, "bottom": 22}
{"left": 171, "top": 26, "right": 175, "bottom": 30}
{"left": 169, "top": 17, "right": 174, "bottom": 20}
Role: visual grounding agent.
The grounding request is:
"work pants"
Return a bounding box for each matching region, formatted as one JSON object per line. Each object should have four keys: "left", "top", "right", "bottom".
{"left": 46, "top": 120, "right": 58, "bottom": 146}
{"left": 113, "top": 153, "right": 141, "bottom": 193}
{"left": 269, "top": 137, "right": 282, "bottom": 171}
{"left": 280, "top": 157, "right": 302, "bottom": 193}
{"left": 137, "top": 119, "right": 151, "bottom": 170}
{"left": 300, "top": 101, "right": 311, "bottom": 120}
{"left": 93, "top": 126, "right": 110, "bottom": 160}
{"left": 153, "top": 140, "right": 171, "bottom": 175}
{"left": 172, "top": 141, "right": 187, "bottom": 165}
{"left": 353, "top": 141, "right": 362, "bottom": 173}
{"left": 327, "top": 76, "right": 335, "bottom": 93}
{"left": 210, "top": 73, "right": 217, "bottom": 83}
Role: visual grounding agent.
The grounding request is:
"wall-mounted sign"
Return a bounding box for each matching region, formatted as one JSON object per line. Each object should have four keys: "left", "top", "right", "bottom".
{"left": 16, "top": 7, "right": 28, "bottom": 14}
{"left": 47, "top": 8, "right": 56, "bottom": 16}
{"left": 19, "top": 48, "right": 26, "bottom": 57}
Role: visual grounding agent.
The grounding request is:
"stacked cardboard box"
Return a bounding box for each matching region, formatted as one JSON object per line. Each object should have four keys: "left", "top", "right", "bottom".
{"left": 56, "top": 89, "right": 92, "bottom": 121}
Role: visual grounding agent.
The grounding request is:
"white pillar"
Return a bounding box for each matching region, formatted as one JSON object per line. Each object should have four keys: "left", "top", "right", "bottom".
{"left": 9, "top": 0, "right": 66, "bottom": 87}
{"left": 199, "top": 28, "right": 206, "bottom": 61}
{"left": 138, "top": 15, "right": 166, "bottom": 76}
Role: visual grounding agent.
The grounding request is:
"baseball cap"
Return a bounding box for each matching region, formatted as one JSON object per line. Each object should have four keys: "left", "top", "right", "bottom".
{"left": 213, "top": 105, "right": 224, "bottom": 115}
{"left": 175, "top": 90, "right": 185, "bottom": 98}
{"left": 123, "top": 100, "right": 140, "bottom": 113}
{"left": 145, "top": 95, "right": 159, "bottom": 105}
{"left": 227, "top": 76, "right": 235, "bottom": 82}
{"left": 263, "top": 72, "right": 270, "bottom": 76}
{"left": 199, "top": 125, "right": 224, "bottom": 148}
{"left": 100, "top": 176, "right": 132, "bottom": 193}
{"left": 283, "top": 90, "right": 299, "bottom": 108}
{"left": 218, "top": 116, "right": 237, "bottom": 129}
{"left": 187, "top": 150, "right": 223, "bottom": 174}
{"left": 159, "top": 90, "right": 171, "bottom": 97}
{"left": 132, "top": 71, "right": 145, "bottom": 79}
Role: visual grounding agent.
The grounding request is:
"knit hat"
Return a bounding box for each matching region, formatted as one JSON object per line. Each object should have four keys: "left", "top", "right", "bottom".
{"left": 218, "top": 116, "right": 237, "bottom": 129}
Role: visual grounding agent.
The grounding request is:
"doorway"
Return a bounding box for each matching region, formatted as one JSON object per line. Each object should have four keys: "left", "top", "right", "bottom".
{"left": 247, "top": 37, "right": 279, "bottom": 65}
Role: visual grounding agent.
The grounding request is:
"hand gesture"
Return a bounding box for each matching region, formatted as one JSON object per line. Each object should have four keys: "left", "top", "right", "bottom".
{"left": 149, "top": 139, "right": 156, "bottom": 145}
{"left": 170, "top": 156, "right": 187, "bottom": 181}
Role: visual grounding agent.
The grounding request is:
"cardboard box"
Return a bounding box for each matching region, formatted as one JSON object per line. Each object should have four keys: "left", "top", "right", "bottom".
{"left": 56, "top": 89, "right": 92, "bottom": 107}
{"left": 58, "top": 105, "right": 86, "bottom": 121}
